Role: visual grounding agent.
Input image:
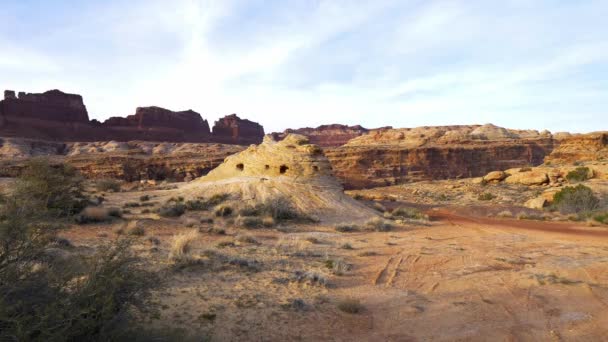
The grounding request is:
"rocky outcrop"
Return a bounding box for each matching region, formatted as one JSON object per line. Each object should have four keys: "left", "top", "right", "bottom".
{"left": 0, "top": 89, "right": 96, "bottom": 141}
{"left": 544, "top": 132, "right": 608, "bottom": 164}
{"left": 0, "top": 89, "right": 263, "bottom": 144}
{"left": 274, "top": 124, "right": 376, "bottom": 147}
{"left": 0, "top": 137, "right": 245, "bottom": 181}
{"left": 185, "top": 134, "right": 376, "bottom": 222}
{"left": 325, "top": 125, "right": 555, "bottom": 189}
{"left": 212, "top": 114, "right": 265, "bottom": 145}
{"left": 101, "top": 106, "right": 211, "bottom": 142}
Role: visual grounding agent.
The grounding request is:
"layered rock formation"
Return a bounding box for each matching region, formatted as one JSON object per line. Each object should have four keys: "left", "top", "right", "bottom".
{"left": 212, "top": 114, "right": 265, "bottom": 145}
{"left": 100, "top": 106, "right": 211, "bottom": 142}
{"left": 0, "top": 137, "right": 245, "bottom": 181}
{"left": 544, "top": 132, "right": 608, "bottom": 164}
{"left": 325, "top": 124, "right": 556, "bottom": 189}
{"left": 274, "top": 124, "right": 374, "bottom": 147}
{"left": 184, "top": 134, "right": 376, "bottom": 222}
{"left": 0, "top": 89, "right": 264, "bottom": 144}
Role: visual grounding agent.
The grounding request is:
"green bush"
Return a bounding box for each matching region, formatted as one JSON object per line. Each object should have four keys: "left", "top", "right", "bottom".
{"left": 552, "top": 184, "right": 599, "bottom": 214}
{"left": 96, "top": 178, "right": 121, "bottom": 192}
{"left": 566, "top": 167, "right": 592, "bottom": 183}
{"left": 15, "top": 157, "right": 87, "bottom": 216}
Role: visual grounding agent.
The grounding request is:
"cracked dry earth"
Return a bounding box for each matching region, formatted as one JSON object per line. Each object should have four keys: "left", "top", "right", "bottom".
{"left": 63, "top": 205, "right": 608, "bottom": 341}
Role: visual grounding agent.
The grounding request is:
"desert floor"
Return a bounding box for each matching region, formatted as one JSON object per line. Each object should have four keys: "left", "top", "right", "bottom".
{"left": 61, "top": 183, "right": 608, "bottom": 341}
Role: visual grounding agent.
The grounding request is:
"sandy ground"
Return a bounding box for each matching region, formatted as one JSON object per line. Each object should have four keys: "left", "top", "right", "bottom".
{"left": 61, "top": 186, "right": 608, "bottom": 341}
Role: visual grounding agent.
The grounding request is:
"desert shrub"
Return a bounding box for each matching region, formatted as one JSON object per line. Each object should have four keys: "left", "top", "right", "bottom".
{"left": 96, "top": 178, "right": 121, "bottom": 192}
{"left": 497, "top": 210, "right": 514, "bottom": 218}
{"left": 0, "top": 197, "right": 157, "bottom": 341}
{"left": 566, "top": 167, "right": 592, "bottom": 183}
{"left": 341, "top": 243, "right": 354, "bottom": 250}
{"left": 14, "top": 157, "right": 87, "bottom": 216}
{"left": 214, "top": 205, "right": 233, "bottom": 217}
{"left": 337, "top": 298, "right": 364, "bottom": 314}
{"left": 364, "top": 217, "right": 393, "bottom": 232}
{"left": 478, "top": 192, "right": 495, "bottom": 201}
{"left": 292, "top": 270, "right": 328, "bottom": 287}
{"left": 235, "top": 216, "right": 263, "bottom": 228}
{"left": 325, "top": 258, "right": 351, "bottom": 275}
{"left": 239, "top": 196, "right": 303, "bottom": 222}
{"left": 127, "top": 226, "right": 145, "bottom": 236}
{"left": 552, "top": 185, "right": 599, "bottom": 214}
{"left": 158, "top": 202, "right": 186, "bottom": 217}
{"left": 185, "top": 199, "right": 206, "bottom": 211}
{"left": 139, "top": 195, "right": 150, "bottom": 202}
{"left": 335, "top": 223, "right": 360, "bottom": 233}
{"left": 262, "top": 216, "right": 275, "bottom": 227}
{"left": 124, "top": 202, "right": 141, "bottom": 208}
{"left": 207, "top": 193, "right": 229, "bottom": 206}
{"left": 390, "top": 207, "right": 428, "bottom": 220}
{"left": 235, "top": 235, "right": 258, "bottom": 244}
{"left": 168, "top": 230, "right": 199, "bottom": 263}
{"left": 594, "top": 212, "right": 608, "bottom": 224}
{"left": 75, "top": 207, "right": 120, "bottom": 224}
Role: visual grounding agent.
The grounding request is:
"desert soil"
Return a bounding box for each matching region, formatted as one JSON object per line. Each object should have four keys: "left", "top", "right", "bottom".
{"left": 58, "top": 182, "right": 608, "bottom": 341}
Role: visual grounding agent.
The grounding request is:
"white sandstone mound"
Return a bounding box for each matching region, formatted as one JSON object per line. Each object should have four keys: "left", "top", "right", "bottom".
{"left": 181, "top": 134, "right": 377, "bottom": 222}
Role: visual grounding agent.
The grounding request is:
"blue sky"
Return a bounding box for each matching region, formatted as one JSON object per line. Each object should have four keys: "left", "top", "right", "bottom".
{"left": 1, "top": 0, "right": 606, "bottom": 133}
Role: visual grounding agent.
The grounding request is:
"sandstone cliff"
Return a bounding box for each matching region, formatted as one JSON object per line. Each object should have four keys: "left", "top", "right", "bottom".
{"left": 212, "top": 114, "right": 265, "bottom": 145}
{"left": 325, "top": 124, "right": 555, "bottom": 189}
{"left": 544, "top": 132, "right": 608, "bottom": 164}
{"left": 0, "top": 89, "right": 264, "bottom": 144}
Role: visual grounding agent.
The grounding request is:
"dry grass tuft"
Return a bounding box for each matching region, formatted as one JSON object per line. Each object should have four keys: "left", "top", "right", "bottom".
{"left": 169, "top": 230, "right": 200, "bottom": 263}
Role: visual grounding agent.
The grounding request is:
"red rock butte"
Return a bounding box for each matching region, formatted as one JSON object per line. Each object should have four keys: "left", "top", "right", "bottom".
{"left": 0, "top": 89, "right": 264, "bottom": 144}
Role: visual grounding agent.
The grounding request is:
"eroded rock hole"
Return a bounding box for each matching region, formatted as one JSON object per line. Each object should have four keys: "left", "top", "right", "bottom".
{"left": 280, "top": 165, "right": 289, "bottom": 174}
{"left": 265, "top": 165, "right": 270, "bottom": 170}
{"left": 313, "top": 165, "right": 319, "bottom": 172}
{"left": 236, "top": 163, "right": 244, "bottom": 171}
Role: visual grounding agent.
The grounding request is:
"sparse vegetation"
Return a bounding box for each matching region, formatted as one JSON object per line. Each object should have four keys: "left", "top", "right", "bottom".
{"left": 389, "top": 206, "right": 428, "bottom": 220}
{"left": 75, "top": 206, "right": 121, "bottom": 224}
{"left": 158, "top": 202, "right": 187, "bottom": 217}
{"left": 215, "top": 205, "right": 234, "bottom": 217}
{"left": 497, "top": 210, "right": 514, "bottom": 218}
{"left": 325, "top": 258, "right": 351, "bottom": 275}
{"left": 127, "top": 226, "right": 146, "bottom": 236}
{"left": 364, "top": 217, "right": 393, "bottom": 231}
{"left": 139, "top": 194, "right": 150, "bottom": 202}
{"left": 238, "top": 196, "right": 305, "bottom": 222}
{"left": 337, "top": 298, "right": 365, "bottom": 314}
{"left": 235, "top": 215, "right": 263, "bottom": 228}
{"left": 478, "top": 192, "right": 495, "bottom": 201}
{"left": 168, "top": 230, "right": 199, "bottom": 263}
{"left": 335, "top": 223, "right": 360, "bottom": 232}
{"left": 96, "top": 178, "right": 121, "bottom": 192}
{"left": 15, "top": 157, "right": 88, "bottom": 216}
{"left": 566, "top": 166, "right": 592, "bottom": 183}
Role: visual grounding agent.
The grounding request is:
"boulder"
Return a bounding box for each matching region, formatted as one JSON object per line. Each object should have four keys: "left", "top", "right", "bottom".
{"left": 504, "top": 170, "right": 549, "bottom": 186}
{"left": 483, "top": 171, "right": 508, "bottom": 182}
{"left": 525, "top": 197, "right": 547, "bottom": 209}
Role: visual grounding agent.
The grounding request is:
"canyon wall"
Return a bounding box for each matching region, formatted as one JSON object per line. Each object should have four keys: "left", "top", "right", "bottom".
{"left": 324, "top": 124, "right": 556, "bottom": 189}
